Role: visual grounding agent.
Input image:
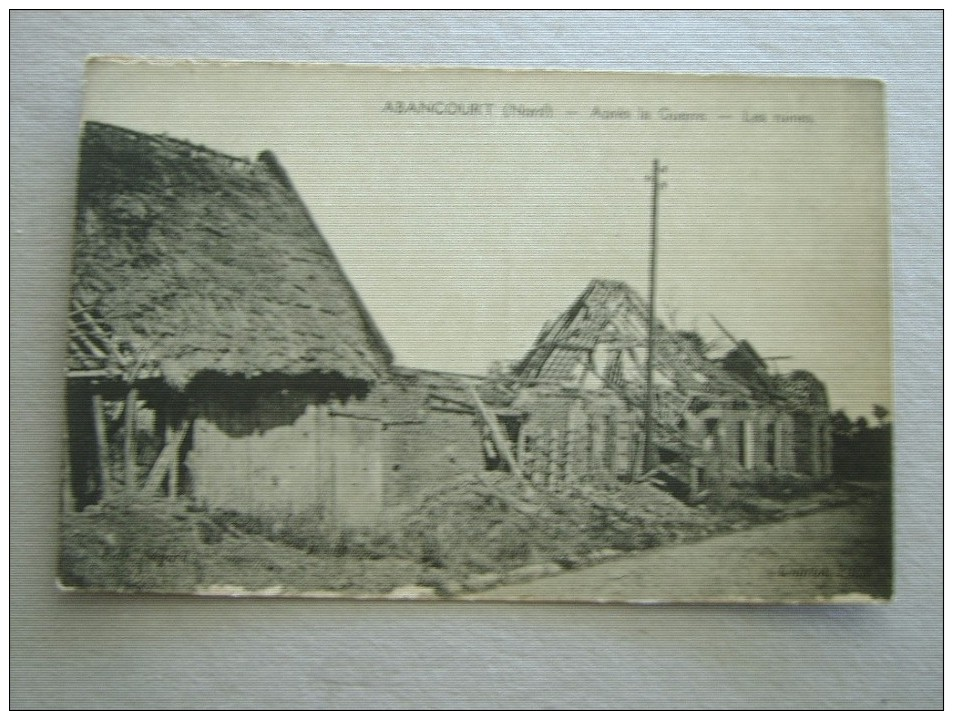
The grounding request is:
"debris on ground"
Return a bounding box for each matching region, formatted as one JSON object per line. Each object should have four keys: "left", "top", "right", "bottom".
{"left": 59, "top": 471, "right": 858, "bottom": 597}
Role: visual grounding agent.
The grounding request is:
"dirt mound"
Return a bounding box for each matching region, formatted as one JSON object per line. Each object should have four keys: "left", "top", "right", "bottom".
{"left": 59, "top": 499, "right": 426, "bottom": 595}
{"left": 59, "top": 473, "right": 841, "bottom": 597}
{"left": 396, "top": 471, "right": 718, "bottom": 576}
{"left": 59, "top": 500, "right": 204, "bottom": 592}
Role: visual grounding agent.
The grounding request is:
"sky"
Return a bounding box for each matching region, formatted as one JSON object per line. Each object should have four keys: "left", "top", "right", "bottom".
{"left": 81, "top": 60, "right": 892, "bottom": 418}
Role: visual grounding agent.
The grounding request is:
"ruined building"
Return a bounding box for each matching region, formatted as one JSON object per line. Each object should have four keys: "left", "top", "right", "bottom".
{"left": 65, "top": 122, "right": 832, "bottom": 528}
{"left": 66, "top": 121, "right": 512, "bottom": 526}
{"left": 489, "top": 279, "right": 832, "bottom": 499}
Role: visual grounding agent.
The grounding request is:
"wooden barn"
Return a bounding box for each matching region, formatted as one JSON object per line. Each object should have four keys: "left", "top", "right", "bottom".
{"left": 489, "top": 279, "right": 830, "bottom": 500}
{"left": 66, "top": 121, "right": 397, "bottom": 527}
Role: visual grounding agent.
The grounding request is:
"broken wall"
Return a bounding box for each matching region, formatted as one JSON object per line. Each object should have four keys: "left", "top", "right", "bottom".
{"left": 513, "top": 383, "right": 802, "bottom": 493}
{"left": 382, "top": 409, "right": 488, "bottom": 508}
{"left": 689, "top": 405, "right": 796, "bottom": 479}
{"left": 515, "top": 387, "right": 642, "bottom": 488}
{"left": 791, "top": 412, "right": 833, "bottom": 479}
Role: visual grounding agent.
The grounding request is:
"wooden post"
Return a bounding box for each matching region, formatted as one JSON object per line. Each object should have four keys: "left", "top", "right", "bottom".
{"left": 166, "top": 424, "right": 179, "bottom": 500}
{"left": 563, "top": 425, "right": 574, "bottom": 485}
{"left": 534, "top": 430, "right": 550, "bottom": 489}
{"left": 142, "top": 424, "right": 189, "bottom": 495}
{"left": 91, "top": 392, "right": 110, "bottom": 498}
{"left": 467, "top": 385, "right": 524, "bottom": 480}
{"left": 585, "top": 417, "right": 594, "bottom": 480}
{"left": 642, "top": 158, "right": 663, "bottom": 476}
{"left": 123, "top": 387, "right": 138, "bottom": 486}
{"left": 517, "top": 423, "right": 527, "bottom": 466}
{"left": 62, "top": 467, "right": 75, "bottom": 514}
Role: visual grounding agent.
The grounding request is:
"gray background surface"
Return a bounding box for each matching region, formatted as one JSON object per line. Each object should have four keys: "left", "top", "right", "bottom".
{"left": 10, "top": 11, "right": 942, "bottom": 709}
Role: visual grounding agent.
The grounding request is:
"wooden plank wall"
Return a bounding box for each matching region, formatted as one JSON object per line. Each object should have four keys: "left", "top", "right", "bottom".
{"left": 189, "top": 402, "right": 386, "bottom": 526}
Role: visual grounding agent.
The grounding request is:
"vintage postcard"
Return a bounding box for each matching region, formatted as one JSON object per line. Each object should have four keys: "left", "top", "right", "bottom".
{"left": 60, "top": 60, "right": 892, "bottom": 603}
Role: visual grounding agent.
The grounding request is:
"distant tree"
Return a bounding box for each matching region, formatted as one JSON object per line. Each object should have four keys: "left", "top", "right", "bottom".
{"left": 872, "top": 404, "right": 890, "bottom": 427}
{"left": 830, "top": 409, "right": 852, "bottom": 438}
{"left": 832, "top": 410, "right": 891, "bottom": 482}
{"left": 853, "top": 416, "right": 870, "bottom": 436}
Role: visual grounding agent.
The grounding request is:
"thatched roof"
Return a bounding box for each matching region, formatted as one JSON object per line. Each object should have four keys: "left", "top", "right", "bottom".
{"left": 69, "top": 121, "right": 392, "bottom": 389}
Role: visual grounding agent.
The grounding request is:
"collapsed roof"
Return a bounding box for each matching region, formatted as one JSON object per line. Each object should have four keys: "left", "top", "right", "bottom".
{"left": 513, "top": 279, "right": 752, "bottom": 406}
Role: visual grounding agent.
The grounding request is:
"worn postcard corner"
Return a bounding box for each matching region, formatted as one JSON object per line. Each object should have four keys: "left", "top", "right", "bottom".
{"left": 60, "top": 60, "right": 892, "bottom": 604}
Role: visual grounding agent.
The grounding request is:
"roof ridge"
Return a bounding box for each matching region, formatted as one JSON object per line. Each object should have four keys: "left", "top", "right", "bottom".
{"left": 82, "top": 120, "right": 257, "bottom": 168}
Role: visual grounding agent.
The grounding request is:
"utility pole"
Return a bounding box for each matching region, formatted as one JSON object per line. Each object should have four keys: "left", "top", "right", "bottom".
{"left": 642, "top": 159, "right": 666, "bottom": 476}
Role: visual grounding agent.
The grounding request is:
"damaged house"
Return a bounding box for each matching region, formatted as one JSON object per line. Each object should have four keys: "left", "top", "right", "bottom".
{"left": 66, "top": 121, "right": 399, "bottom": 526}
{"left": 715, "top": 333, "right": 833, "bottom": 480}
{"left": 65, "top": 122, "right": 832, "bottom": 531}
{"left": 66, "top": 121, "right": 514, "bottom": 527}
{"left": 490, "top": 279, "right": 832, "bottom": 500}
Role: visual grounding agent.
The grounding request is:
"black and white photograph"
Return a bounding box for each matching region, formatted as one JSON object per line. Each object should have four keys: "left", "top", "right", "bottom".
{"left": 59, "top": 60, "right": 892, "bottom": 603}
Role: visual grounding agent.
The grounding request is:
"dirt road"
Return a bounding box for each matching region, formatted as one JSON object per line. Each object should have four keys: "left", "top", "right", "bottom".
{"left": 468, "top": 494, "right": 892, "bottom": 603}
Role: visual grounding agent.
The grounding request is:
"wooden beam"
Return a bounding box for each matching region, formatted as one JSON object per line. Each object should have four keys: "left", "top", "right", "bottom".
{"left": 142, "top": 424, "right": 189, "bottom": 495}
{"left": 427, "top": 393, "right": 476, "bottom": 412}
{"left": 125, "top": 346, "right": 154, "bottom": 385}
{"left": 73, "top": 301, "right": 132, "bottom": 370}
{"left": 710, "top": 314, "right": 742, "bottom": 349}
{"left": 166, "top": 424, "right": 179, "bottom": 501}
{"left": 91, "top": 392, "right": 110, "bottom": 498}
{"left": 327, "top": 409, "right": 386, "bottom": 423}
{"left": 490, "top": 371, "right": 580, "bottom": 388}
{"left": 547, "top": 341, "right": 595, "bottom": 352}
{"left": 67, "top": 369, "right": 122, "bottom": 379}
{"left": 70, "top": 327, "right": 111, "bottom": 361}
{"left": 123, "top": 387, "right": 137, "bottom": 485}
{"left": 427, "top": 404, "right": 474, "bottom": 416}
{"left": 62, "top": 474, "right": 75, "bottom": 515}
{"left": 547, "top": 427, "right": 559, "bottom": 488}
{"left": 467, "top": 385, "right": 524, "bottom": 480}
